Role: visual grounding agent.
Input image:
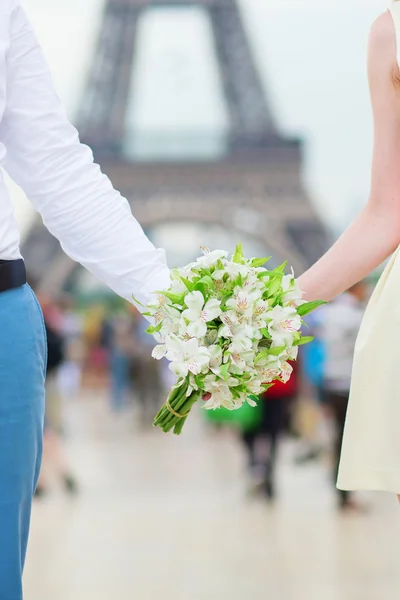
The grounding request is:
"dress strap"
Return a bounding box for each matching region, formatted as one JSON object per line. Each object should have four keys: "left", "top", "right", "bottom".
{"left": 389, "top": 1, "right": 400, "bottom": 67}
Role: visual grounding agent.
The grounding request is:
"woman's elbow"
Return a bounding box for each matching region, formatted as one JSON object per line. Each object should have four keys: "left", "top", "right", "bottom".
{"left": 366, "top": 195, "right": 400, "bottom": 248}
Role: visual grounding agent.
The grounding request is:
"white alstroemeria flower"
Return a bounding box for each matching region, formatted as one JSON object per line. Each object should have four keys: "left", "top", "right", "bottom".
{"left": 165, "top": 335, "right": 210, "bottom": 378}
{"left": 219, "top": 311, "right": 239, "bottom": 339}
{"left": 243, "top": 270, "right": 266, "bottom": 292}
{"left": 219, "top": 323, "right": 233, "bottom": 339}
{"left": 231, "top": 395, "right": 246, "bottom": 410}
{"left": 182, "top": 291, "right": 222, "bottom": 338}
{"left": 226, "top": 288, "right": 262, "bottom": 319}
{"left": 153, "top": 302, "right": 181, "bottom": 327}
{"left": 221, "top": 311, "right": 238, "bottom": 328}
{"left": 152, "top": 343, "right": 168, "bottom": 361}
{"left": 195, "top": 249, "right": 228, "bottom": 269}
{"left": 208, "top": 345, "right": 223, "bottom": 369}
{"left": 246, "top": 377, "right": 265, "bottom": 396}
{"left": 228, "top": 350, "right": 254, "bottom": 373}
{"left": 212, "top": 270, "right": 225, "bottom": 281}
{"left": 256, "top": 357, "right": 282, "bottom": 383}
{"left": 223, "top": 262, "right": 250, "bottom": 281}
{"left": 246, "top": 395, "right": 259, "bottom": 408}
{"left": 284, "top": 346, "right": 299, "bottom": 362}
{"left": 158, "top": 316, "right": 181, "bottom": 344}
{"left": 281, "top": 271, "right": 304, "bottom": 306}
{"left": 187, "top": 373, "right": 200, "bottom": 396}
{"left": 252, "top": 299, "right": 270, "bottom": 329}
{"left": 204, "top": 328, "right": 218, "bottom": 346}
{"left": 169, "top": 278, "right": 188, "bottom": 296}
{"left": 229, "top": 330, "right": 253, "bottom": 354}
{"left": 177, "top": 263, "right": 197, "bottom": 281}
{"left": 267, "top": 305, "right": 302, "bottom": 347}
{"left": 280, "top": 361, "right": 293, "bottom": 383}
{"left": 203, "top": 378, "right": 236, "bottom": 411}
{"left": 213, "top": 373, "right": 240, "bottom": 390}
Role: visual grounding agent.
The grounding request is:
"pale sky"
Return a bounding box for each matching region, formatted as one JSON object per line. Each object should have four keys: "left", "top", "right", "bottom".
{"left": 13, "top": 0, "right": 390, "bottom": 237}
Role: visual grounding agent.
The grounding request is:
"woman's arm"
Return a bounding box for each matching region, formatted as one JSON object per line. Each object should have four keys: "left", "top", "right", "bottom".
{"left": 0, "top": 2, "right": 170, "bottom": 308}
{"left": 299, "top": 12, "right": 400, "bottom": 301}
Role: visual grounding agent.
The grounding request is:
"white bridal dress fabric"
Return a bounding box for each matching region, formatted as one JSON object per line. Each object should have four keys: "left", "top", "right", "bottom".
{"left": 337, "top": 1, "right": 400, "bottom": 494}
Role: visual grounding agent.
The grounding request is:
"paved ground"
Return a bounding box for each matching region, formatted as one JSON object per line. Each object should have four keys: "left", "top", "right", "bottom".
{"left": 24, "top": 394, "right": 400, "bottom": 600}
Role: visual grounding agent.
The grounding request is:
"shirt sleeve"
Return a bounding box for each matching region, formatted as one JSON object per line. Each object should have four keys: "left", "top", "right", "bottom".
{"left": 0, "top": 2, "right": 170, "bottom": 307}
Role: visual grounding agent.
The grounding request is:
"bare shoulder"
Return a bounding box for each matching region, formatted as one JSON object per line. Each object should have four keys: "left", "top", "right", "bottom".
{"left": 369, "top": 11, "right": 398, "bottom": 75}
{"left": 370, "top": 10, "right": 395, "bottom": 43}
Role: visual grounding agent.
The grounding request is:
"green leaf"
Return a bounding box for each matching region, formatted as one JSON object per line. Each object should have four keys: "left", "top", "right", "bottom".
{"left": 194, "top": 376, "right": 205, "bottom": 390}
{"left": 235, "top": 383, "right": 248, "bottom": 394}
{"left": 193, "top": 282, "right": 206, "bottom": 297}
{"left": 261, "top": 327, "right": 271, "bottom": 339}
{"left": 260, "top": 383, "right": 274, "bottom": 393}
{"left": 233, "top": 273, "right": 243, "bottom": 288}
{"left": 220, "top": 361, "right": 231, "bottom": 381}
{"left": 254, "top": 349, "right": 270, "bottom": 365}
{"left": 231, "top": 387, "right": 241, "bottom": 399}
{"left": 132, "top": 293, "right": 145, "bottom": 307}
{"left": 232, "top": 242, "right": 245, "bottom": 264}
{"left": 268, "top": 345, "right": 286, "bottom": 356}
{"left": 220, "top": 292, "right": 234, "bottom": 309}
{"left": 267, "top": 277, "right": 282, "bottom": 297}
{"left": 258, "top": 271, "right": 272, "bottom": 278}
{"left": 145, "top": 322, "right": 163, "bottom": 335}
{"left": 273, "top": 261, "right": 288, "bottom": 274}
{"left": 295, "top": 335, "right": 314, "bottom": 346}
{"left": 248, "top": 393, "right": 259, "bottom": 403}
{"left": 197, "top": 275, "right": 214, "bottom": 288}
{"left": 180, "top": 277, "right": 196, "bottom": 292}
{"left": 156, "top": 291, "right": 185, "bottom": 305}
{"left": 297, "top": 300, "right": 326, "bottom": 317}
{"left": 251, "top": 257, "right": 271, "bottom": 268}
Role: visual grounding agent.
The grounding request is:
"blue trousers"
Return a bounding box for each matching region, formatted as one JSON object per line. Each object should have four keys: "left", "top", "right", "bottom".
{"left": 0, "top": 285, "right": 46, "bottom": 600}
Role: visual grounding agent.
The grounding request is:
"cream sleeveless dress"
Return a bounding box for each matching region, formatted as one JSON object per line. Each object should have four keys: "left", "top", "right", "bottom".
{"left": 337, "top": 2, "right": 400, "bottom": 494}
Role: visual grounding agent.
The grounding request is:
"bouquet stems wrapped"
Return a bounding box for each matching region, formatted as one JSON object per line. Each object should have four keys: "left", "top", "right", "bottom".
{"left": 143, "top": 245, "right": 324, "bottom": 435}
{"left": 153, "top": 378, "right": 201, "bottom": 434}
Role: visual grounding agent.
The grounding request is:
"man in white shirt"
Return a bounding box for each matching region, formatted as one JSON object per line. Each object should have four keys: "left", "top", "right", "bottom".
{"left": 320, "top": 282, "right": 366, "bottom": 510}
{"left": 0, "top": 3, "right": 170, "bottom": 598}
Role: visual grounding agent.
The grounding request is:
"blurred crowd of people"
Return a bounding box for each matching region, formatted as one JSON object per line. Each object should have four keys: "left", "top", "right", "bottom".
{"left": 234, "top": 280, "right": 369, "bottom": 511}
{"left": 29, "top": 289, "right": 168, "bottom": 498}
{"left": 30, "top": 281, "right": 371, "bottom": 511}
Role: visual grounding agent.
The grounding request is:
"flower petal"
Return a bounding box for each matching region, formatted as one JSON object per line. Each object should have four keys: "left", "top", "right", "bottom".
{"left": 184, "top": 290, "right": 205, "bottom": 312}
{"left": 152, "top": 345, "right": 167, "bottom": 360}
{"left": 187, "top": 320, "right": 208, "bottom": 339}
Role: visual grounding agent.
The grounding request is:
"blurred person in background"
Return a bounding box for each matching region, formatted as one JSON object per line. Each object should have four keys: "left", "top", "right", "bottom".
{"left": 319, "top": 282, "right": 366, "bottom": 511}
{"left": 101, "top": 309, "right": 136, "bottom": 412}
{"left": 242, "top": 362, "right": 299, "bottom": 501}
{"left": 131, "top": 308, "right": 164, "bottom": 426}
{"left": 83, "top": 305, "right": 109, "bottom": 389}
{"left": 0, "top": 3, "right": 169, "bottom": 596}
{"left": 35, "top": 296, "right": 78, "bottom": 497}
{"left": 57, "top": 295, "right": 85, "bottom": 400}
{"left": 294, "top": 313, "right": 327, "bottom": 465}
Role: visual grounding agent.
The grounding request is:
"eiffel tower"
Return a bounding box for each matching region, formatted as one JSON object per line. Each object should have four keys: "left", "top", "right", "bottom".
{"left": 23, "top": 0, "right": 328, "bottom": 293}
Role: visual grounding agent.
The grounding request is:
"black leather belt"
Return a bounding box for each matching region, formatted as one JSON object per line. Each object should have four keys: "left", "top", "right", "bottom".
{"left": 0, "top": 259, "right": 27, "bottom": 293}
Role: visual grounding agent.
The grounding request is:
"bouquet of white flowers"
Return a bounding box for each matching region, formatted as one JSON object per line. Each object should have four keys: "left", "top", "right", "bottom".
{"left": 143, "top": 245, "right": 323, "bottom": 435}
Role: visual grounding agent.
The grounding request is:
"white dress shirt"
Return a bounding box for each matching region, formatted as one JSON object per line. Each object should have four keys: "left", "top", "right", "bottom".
{"left": 0, "top": 1, "right": 170, "bottom": 306}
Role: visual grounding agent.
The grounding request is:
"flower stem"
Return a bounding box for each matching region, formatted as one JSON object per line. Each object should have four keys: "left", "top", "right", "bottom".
{"left": 153, "top": 381, "right": 185, "bottom": 425}
{"left": 153, "top": 379, "right": 189, "bottom": 431}
{"left": 172, "top": 393, "right": 201, "bottom": 435}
